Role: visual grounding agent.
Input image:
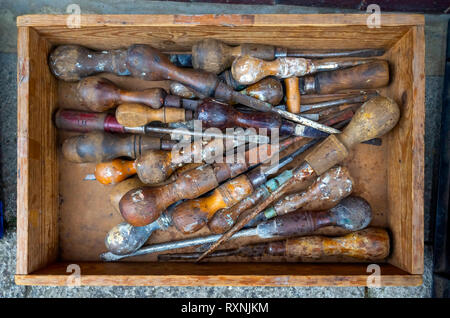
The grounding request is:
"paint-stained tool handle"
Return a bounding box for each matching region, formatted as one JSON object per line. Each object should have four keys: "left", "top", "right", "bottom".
{"left": 76, "top": 76, "right": 168, "bottom": 112}
{"left": 61, "top": 131, "right": 176, "bottom": 163}
{"left": 54, "top": 109, "right": 128, "bottom": 134}
{"left": 54, "top": 109, "right": 270, "bottom": 143}
{"left": 100, "top": 196, "right": 372, "bottom": 261}
{"left": 231, "top": 55, "right": 373, "bottom": 85}
{"left": 48, "top": 45, "right": 191, "bottom": 82}
{"left": 209, "top": 165, "right": 353, "bottom": 233}
{"left": 158, "top": 228, "right": 390, "bottom": 261}
{"left": 49, "top": 45, "right": 131, "bottom": 82}
{"left": 195, "top": 99, "right": 326, "bottom": 138}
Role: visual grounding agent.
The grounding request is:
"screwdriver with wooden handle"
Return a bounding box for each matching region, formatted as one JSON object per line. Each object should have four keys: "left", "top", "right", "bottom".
{"left": 158, "top": 228, "right": 390, "bottom": 262}
{"left": 101, "top": 196, "right": 372, "bottom": 261}
{"left": 115, "top": 99, "right": 328, "bottom": 138}
{"left": 169, "top": 77, "right": 284, "bottom": 106}
{"left": 74, "top": 76, "right": 284, "bottom": 112}
{"left": 48, "top": 45, "right": 192, "bottom": 82}
{"left": 208, "top": 165, "right": 353, "bottom": 234}
{"left": 245, "top": 166, "right": 353, "bottom": 229}
{"left": 231, "top": 55, "right": 375, "bottom": 85}
{"left": 54, "top": 109, "right": 271, "bottom": 142}
{"left": 105, "top": 163, "right": 348, "bottom": 255}
{"left": 191, "top": 38, "right": 386, "bottom": 74}
{"left": 197, "top": 95, "right": 400, "bottom": 262}
{"left": 61, "top": 131, "right": 177, "bottom": 163}
{"left": 98, "top": 109, "right": 354, "bottom": 185}
{"left": 170, "top": 137, "right": 325, "bottom": 234}
{"left": 125, "top": 44, "right": 339, "bottom": 135}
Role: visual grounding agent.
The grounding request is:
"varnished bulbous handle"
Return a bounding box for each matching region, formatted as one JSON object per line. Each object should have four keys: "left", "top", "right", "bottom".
{"left": 305, "top": 96, "right": 400, "bottom": 175}
{"left": 49, "top": 45, "right": 130, "bottom": 82}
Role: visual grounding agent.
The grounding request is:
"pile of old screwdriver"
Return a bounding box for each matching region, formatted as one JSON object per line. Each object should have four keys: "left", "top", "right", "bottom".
{"left": 50, "top": 38, "right": 398, "bottom": 263}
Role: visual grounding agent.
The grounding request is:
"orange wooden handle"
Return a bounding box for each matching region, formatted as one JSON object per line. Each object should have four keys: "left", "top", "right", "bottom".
{"left": 95, "top": 159, "right": 137, "bottom": 185}
{"left": 285, "top": 77, "right": 301, "bottom": 113}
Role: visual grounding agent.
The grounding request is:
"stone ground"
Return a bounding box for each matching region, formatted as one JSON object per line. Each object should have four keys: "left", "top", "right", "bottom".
{"left": 0, "top": 1, "right": 448, "bottom": 298}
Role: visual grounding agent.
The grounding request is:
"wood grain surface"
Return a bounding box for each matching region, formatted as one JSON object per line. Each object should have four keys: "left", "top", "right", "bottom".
{"left": 16, "top": 13, "right": 425, "bottom": 286}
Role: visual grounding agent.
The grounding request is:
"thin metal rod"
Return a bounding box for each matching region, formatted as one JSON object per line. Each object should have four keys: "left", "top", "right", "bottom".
{"left": 158, "top": 249, "right": 238, "bottom": 261}
{"left": 299, "top": 93, "right": 378, "bottom": 113}
{"left": 277, "top": 48, "right": 386, "bottom": 59}
{"left": 143, "top": 126, "right": 270, "bottom": 144}
{"left": 232, "top": 92, "right": 340, "bottom": 135}
{"left": 312, "top": 58, "right": 372, "bottom": 73}
{"left": 100, "top": 227, "right": 257, "bottom": 261}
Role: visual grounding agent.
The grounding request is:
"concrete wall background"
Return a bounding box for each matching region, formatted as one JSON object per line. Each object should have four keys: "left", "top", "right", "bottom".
{"left": 0, "top": 1, "right": 448, "bottom": 298}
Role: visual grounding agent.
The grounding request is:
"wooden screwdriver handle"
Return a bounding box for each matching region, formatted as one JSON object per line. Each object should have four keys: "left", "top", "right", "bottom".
{"left": 231, "top": 55, "right": 315, "bottom": 85}
{"left": 170, "top": 82, "right": 199, "bottom": 99}
{"left": 283, "top": 228, "right": 390, "bottom": 260}
{"left": 95, "top": 159, "right": 136, "bottom": 185}
{"left": 170, "top": 77, "right": 283, "bottom": 106}
{"left": 77, "top": 76, "right": 167, "bottom": 112}
{"left": 61, "top": 131, "right": 174, "bottom": 163}
{"left": 198, "top": 96, "right": 400, "bottom": 261}
{"left": 97, "top": 138, "right": 227, "bottom": 185}
{"left": 192, "top": 38, "right": 275, "bottom": 74}
{"left": 172, "top": 175, "right": 255, "bottom": 234}
{"left": 49, "top": 45, "right": 131, "bottom": 82}
{"left": 305, "top": 96, "right": 400, "bottom": 175}
{"left": 120, "top": 164, "right": 222, "bottom": 226}
{"left": 257, "top": 196, "right": 372, "bottom": 239}
{"left": 270, "top": 166, "right": 353, "bottom": 216}
{"left": 115, "top": 104, "right": 192, "bottom": 127}
{"left": 109, "top": 177, "right": 144, "bottom": 213}
{"left": 301, "top": 60, "right": 389, "bottom": 94}
{"left": 196, "top": 99, "right": 294, "bottom": 135}
{"left": 285, "top": 77, "right": 301, "bottom": 114}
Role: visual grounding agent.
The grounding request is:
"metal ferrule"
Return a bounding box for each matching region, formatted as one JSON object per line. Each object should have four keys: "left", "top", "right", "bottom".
{"left": 123, "top": 126, "right": 146, "bottom": 134}
{"left": 301, "top": 76, "right": 317, "bottom": 94}
{"left": 274, "top": 47, "right": 288, "bottom": 58}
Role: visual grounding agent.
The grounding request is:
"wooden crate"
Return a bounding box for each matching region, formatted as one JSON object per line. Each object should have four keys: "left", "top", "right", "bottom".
{"left": 16, "top": 14, "right": 424, "bottom": 286}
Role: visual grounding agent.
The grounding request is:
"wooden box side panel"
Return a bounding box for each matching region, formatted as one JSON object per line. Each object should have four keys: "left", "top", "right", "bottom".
{"left": 15, "top": 14, "right": 425, "bottom": 52}
{"left": 16, "top": 27, "right": 59, "bottom": 275}
{"left": 15, "top": 262, "right": 423, "bottom": 287}
{"left": 385, "top": 26, "right": 425, "bottom": 274}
